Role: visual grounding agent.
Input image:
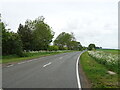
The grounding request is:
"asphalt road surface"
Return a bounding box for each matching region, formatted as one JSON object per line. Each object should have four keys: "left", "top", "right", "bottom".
{"left": 3, "top": 51, "right": 82, "bottom": 88}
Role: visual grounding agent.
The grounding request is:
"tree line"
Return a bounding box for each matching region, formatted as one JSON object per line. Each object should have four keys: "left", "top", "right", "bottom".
{"left": 1, "top": 16, "right": 86, "bottom": 56}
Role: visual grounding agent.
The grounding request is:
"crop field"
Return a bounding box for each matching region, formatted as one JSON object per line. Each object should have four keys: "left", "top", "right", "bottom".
{"left": 97, "top": 49, "right": 118, "bottom": 55}
{"left": 88, "top": 49, "right": 119, "bottom": 73}
{"left": 80, "top": 50, "right": 119, "bottom": 88}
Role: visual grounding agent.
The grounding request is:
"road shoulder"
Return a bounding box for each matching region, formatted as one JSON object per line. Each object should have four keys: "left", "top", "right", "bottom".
{"left": 78, "top": 53, "right": 92, "bottom": 88}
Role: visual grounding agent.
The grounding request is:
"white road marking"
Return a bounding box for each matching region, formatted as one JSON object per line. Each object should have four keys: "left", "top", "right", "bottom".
{"left": 76, "top": 53, "right": 82, "bottom": 89}
{"left": 59, "top": 57, "right": 63, "bottom": 59}
{"left": 26, "top": 60, "right": 31, "bottom": 62}
{"left": 18, "top": 62, "right": 25, "bottom": 64}
{"left": 29, "top": 60, "right": 33, "bottom": 61}
{"left": 7, "top": 64, "right": 13, "bottom": 67}
{"left": 26, "top": 60, "right": 33, "bottom": 62}
{"left": 43, "top": 62, "right": 52, "bottom": 67}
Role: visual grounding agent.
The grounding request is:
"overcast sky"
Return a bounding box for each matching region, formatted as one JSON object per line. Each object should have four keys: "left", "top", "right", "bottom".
{"left": 0, "top": 0, "right": 119, "bottom": 49}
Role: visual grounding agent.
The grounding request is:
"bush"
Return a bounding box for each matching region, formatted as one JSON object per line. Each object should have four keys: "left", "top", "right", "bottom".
{"left": 62, "top": 47, "right": 68, "bottom": 50}
{"left": 48, "top": 45, "right": 59, "bottom": 51}
{"left": 88, "top": 44, "right": 96, "bottom": 50}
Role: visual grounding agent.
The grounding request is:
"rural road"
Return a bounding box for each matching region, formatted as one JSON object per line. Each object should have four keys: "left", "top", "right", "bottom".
{"left": 3, "top": 51, "right": 83, "bottom": 88}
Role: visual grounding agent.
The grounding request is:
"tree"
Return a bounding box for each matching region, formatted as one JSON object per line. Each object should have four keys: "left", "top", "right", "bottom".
{"left": 17, "top": 24, "right": 33, "bottom": 51}
{"left": 54, "top": 32, "right": 75, "bottom": 50}
{"left": 48, "top": 45, "right": 59, "bottom": 51}
{"left": 32, "top": 17, "right": 54, "bottom": 50}
{"left": 88, "top": 44, "right": 96, "bottom": 50}
{"left": 0, "top": 20, "right": 2, "bottom": 56}
{"left": 17, "top": 16, "right": 54, "bottom": 51}
{"left": 2, "top": 22, "right": 23, "bottom": 56}
{"left": 77, "top": 42, "right": 83, "bottom": 51}
{"left": 82, "top": 46, "right": 87, "bottom": 50}
{"left": 68, "top": 41, "right": 78, "bottom": 50}
{"left": 54, "top": 32, "right": 82, "bottom": 50}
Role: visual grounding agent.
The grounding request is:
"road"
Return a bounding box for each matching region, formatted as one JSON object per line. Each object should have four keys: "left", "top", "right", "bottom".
{"left": 3, "top": 51, "right": 82, "bottom": 88}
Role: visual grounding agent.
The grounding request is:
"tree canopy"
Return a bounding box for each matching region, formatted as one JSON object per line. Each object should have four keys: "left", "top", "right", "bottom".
{"left": 88, "top": 44, "right": 96, "bottom": 50}
{"left": 2, "top": 15, "right": 85, "bottom": 56}
{"left": 2, "top": 22, "right": 23, "bottom": 56}
{"left": 17, "top": 16, "right": 54, "bottom": 51}
{"left": 54, "top": 32, "right": 82, "bottom": 50}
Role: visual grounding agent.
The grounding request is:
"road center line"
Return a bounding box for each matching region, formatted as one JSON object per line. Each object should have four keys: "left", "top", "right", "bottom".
{"left": 59, "top": 57, "right": 63, "bottom": 59}
{"left": 7, "top": 64, "right": 14, "bottom": 67}
{"left": 18, "top": 62, "right": 25, "bottom": 64}
{"left": 43, "top": 62, "right": 52, "bottom": 67}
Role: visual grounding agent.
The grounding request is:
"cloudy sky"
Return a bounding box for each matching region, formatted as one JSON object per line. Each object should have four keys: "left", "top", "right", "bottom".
{"left": 0, "top": 0, "right": 119, "bottom": 49}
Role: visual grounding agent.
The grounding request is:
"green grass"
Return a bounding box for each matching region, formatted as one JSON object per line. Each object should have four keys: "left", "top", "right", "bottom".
{"left": 88, "top": 50, "right": 119, "bottom": 73}
{"left": 80, "top": 51, "right": 119, "bottom": 88}
{"left": 2, "top": 50, "right": 76, "bottom": 64}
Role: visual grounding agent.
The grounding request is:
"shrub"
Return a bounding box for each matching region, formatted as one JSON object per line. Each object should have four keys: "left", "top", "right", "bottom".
{"left": 48, "top": 45, "right": 59, "bottom": 51}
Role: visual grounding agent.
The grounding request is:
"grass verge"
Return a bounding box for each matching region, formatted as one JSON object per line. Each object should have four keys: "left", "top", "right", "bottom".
{"left": 2, "top": 50, "right": 76, "bottom": 64}
{"left": 80, "top": 51, "right": 119, "bottom": 88}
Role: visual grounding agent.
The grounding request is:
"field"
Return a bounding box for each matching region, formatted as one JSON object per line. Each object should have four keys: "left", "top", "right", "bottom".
{"left": 97, "top": 49, "right": 118, "bottom": 55}
{"left": 88, "top": 49, "right": 119, "bottom": 73}
{"left": 2, "top": 50, "right": 75, "bottom": 64}
{"left": 80, "top": 49, "right": 119, "bottom": 88}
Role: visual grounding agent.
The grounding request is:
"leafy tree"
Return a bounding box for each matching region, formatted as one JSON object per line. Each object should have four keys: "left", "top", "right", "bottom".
{"left": 0, "top": 21, "right": 2, "bottom": 56}
{"left": 68, "top": 41, "right": 82, "bottom": 50}
{"left": 17, "top": 24, "right": 33, "bottom": 51}
{"left": 88, "top": 44, "right": 96, "bottom": 50}
{"left": 23, "top": 16, "right": 54, "bottom": 51}
{"left": 2, "top": 22, "right": 23, "bottom": 56}
{"left": 82, "top": 46, "right": 87, "bottom": 50}
{"left": 48, "top": 45, "right": 59, "bottom": 51}
{"left": 77, "top": 42, "right": 83, "bottom": 51}
{"left": 54, "top": 32, "right": 75, "bottom": 50}
{"left": 54, "top": 32, "right": 82, "bottom": 50}
{"left": 33, "top": 18, "right": 54, "bottom": 50}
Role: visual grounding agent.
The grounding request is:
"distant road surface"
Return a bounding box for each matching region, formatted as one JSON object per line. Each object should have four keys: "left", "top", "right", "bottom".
{"left": 3, "top": 51, "right": 82, "bottom": 88}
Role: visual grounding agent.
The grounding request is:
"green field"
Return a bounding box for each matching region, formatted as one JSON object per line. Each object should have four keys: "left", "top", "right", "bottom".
{"left": 97, "top": 49, "right": 119, "bottom": 55}
{"left": 2, "top": 50, "right": 75, "bottom": 64}
{"left": 88, "top": 49, "right": 119, "bottom": 73}
{"left": 80, "top": 50, "right": 119, "bottom": 88}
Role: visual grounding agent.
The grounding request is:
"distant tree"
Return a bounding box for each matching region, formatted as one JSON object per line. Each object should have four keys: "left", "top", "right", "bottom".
{"left": 0, "top": 20, "right": 2, "bottom": 55}
{"left": 96, "top": 47, "right": 102, "bottom": 49}
{"left": 77, "top": 42, "right": 83, "bottom": 51}
{"left": 2, "top": 22, "right": 23, "bottom": 56}
{"left": 88, "top": 44, "right": 96, "bottom": 50}
{"left": 68, "top": 41, "right": 80, "bottom": 50}
{"left": 54, "top": 32, "right": 75, "bottom": 50}
{"left": 82, "top": 46, "right": 87, "bottom": 50}
{"left": 54, "top": 32, "right": 83, "bottom": 50}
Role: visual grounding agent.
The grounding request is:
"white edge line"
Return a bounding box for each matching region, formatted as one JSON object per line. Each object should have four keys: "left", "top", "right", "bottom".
{"left": 76, "top": 53, "right": 82, "bottom": 89}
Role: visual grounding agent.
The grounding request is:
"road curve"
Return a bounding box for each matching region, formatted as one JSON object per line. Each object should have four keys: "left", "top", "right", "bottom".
{"left": 3, "top": 51, "right": 82, "bottom": 88}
